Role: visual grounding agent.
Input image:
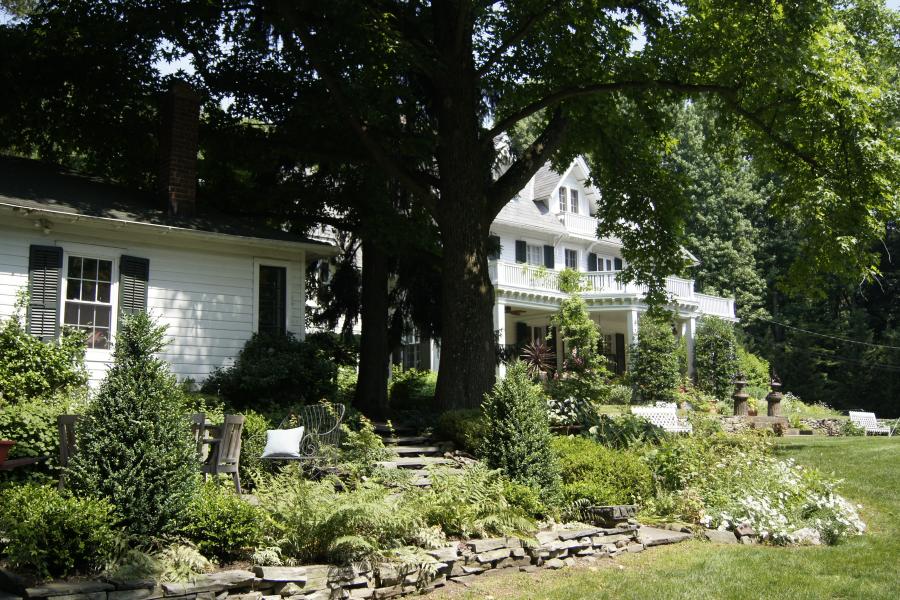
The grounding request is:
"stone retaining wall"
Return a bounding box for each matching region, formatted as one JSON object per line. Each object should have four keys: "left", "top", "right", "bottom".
{"left": 0, "top": 525, "right": 640, "bottom": 600}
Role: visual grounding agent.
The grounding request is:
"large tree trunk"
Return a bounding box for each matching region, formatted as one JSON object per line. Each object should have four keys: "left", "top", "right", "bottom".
{"left": 432, "top": 2, "right": 497, "bottom": 410}
{"left": 434, "top": 206, "right": 497, "bottom": 410}
{"left": 355, "top": 239, "right": 390, "bottom": 418}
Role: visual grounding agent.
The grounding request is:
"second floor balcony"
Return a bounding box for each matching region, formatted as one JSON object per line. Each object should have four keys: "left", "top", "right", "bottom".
{"left": 558, "top": 211, "right": 601, "bottom": 237}
{"left": 488, "top": 259, "right": 736, "bottom": 320}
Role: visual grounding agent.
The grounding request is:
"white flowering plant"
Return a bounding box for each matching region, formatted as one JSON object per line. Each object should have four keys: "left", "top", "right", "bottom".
{"left": 644, "top": 433, "right": 865, "bottom": 545}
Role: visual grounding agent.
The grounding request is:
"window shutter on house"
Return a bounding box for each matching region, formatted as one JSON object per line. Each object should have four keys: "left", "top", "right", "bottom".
{"left": 514, "top": 240, "right": 526, "bottom": 263}
{"left": 515, "top": 322, "right": 529, "bottom": 346}
{"left": 119, "top": 255, "right": 150, "bottom": 316}
{"left": 588, "top": 253, "right": 598, "bottom": 271}
{"left": 614, "top": 257, "right": 623, "bottom": 271}
{"left": 488, "top": 235, "right": 501, "bottom": 260}
{"left": 27, "top": 245, "right": 63, "bottom": 342}
{"left": 543, "top": 245, "right": 555, "bottom": 269}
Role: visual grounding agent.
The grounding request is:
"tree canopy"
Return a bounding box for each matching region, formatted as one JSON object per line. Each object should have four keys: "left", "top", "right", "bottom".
{"left": 1, "top": 0, "right": 897, "bottom": 408}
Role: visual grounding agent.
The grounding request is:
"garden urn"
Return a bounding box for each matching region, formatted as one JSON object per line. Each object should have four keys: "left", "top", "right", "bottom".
{"left": 732, "top": 373, "right": 749, "bottom": 416}
{"left": 766, "top": 377, "right": 783, "bottom": 417}
{"left": 0, "top": 439, "right": 15, "bottom": 465}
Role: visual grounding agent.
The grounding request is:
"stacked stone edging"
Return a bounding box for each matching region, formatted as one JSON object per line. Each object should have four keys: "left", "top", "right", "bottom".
{"left": 0, "top": 524, "right": 642, "bottom": 600}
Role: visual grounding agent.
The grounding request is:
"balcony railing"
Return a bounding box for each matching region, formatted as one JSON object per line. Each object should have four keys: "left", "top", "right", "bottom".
{"left": 490, "top": 260, "right": 735, "bottom": 319}
{"left": 558, "top": 212, "right": 600, "bottom": 237}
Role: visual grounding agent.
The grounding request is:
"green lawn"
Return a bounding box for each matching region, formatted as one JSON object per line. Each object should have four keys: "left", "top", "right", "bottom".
{"left": 431, "top": 437, "right": 900, "bottom": 599}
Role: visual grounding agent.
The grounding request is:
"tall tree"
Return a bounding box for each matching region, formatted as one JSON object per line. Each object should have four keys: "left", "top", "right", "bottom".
{"left": 1, "top": 1, "right": 897, "bottom": 409}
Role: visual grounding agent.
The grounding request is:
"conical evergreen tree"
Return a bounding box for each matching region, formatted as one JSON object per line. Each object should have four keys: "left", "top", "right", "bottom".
{"left": 67, "top": 313, "right": 196, "bottom": 537}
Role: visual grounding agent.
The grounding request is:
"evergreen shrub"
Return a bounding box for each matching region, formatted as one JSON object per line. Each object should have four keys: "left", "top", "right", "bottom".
{"left": 695, "top": 317, "right": 739, "bottom": 400}
{"left": 67, "top": 313, "right": 197, "bottom": 537}
{"left": 388, "top": 366, "right": 437, "bottom": 411}
{"left": 184, "top": 483, "right": 266, "bottom": 563}
{"left": 202, "top": 331, "right": 339, "bottom": 413}
{"left": 737, "top": 347, "right": 770, "bottom": 389}
{"left": 552, "top": 436, "right": 653, "bottom": 507}
{"left": 629, "top": 314, "right": 680, "bottom": 404}
{"left": 0, "top": 484, "right": 119, "bottom": 578}
{"left": 435, "top": 409, "right": 487, "bottom": 454}
{"left": 0, "top": 301, "right": 88, "bottom": 405}
{"left": 480, "top": 361, "right": 560, "bottom": 494}
{"left": 0, "top": 390, "right": 86, "bottom": 482}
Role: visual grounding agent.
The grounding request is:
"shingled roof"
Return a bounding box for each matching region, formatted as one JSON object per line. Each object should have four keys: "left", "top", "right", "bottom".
{"left": 0, "top": 155, "right": 332, "bottom": 251}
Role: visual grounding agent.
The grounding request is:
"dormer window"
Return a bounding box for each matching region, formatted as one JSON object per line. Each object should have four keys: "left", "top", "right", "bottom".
{"left": 558, "top": 187, "right": 579, "bottom": 214}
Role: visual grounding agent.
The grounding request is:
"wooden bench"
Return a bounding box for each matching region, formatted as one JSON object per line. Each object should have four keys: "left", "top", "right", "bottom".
{"left": 848, "top": 411, "right": 893, "bottom": 436}
{"left": 631, "top": 404, "right": 692, "bottom": 434}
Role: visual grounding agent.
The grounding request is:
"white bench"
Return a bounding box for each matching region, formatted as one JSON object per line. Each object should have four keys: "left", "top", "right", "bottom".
{"left": 848, "top": 411, "right": 894, "bottom": 436}
{"left": 631, "top": 405, "right": 693, "bottom": 434}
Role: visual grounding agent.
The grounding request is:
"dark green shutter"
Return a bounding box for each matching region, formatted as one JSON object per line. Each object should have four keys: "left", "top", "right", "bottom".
{"left": 588, "top": 253, "right": 598, "bottom": 271}
{"left": 515, "top": 322, "right": 529, "bottom": 346}
{"left": 514, "top": 240, "right": 526, "bottom": 263}
{"left": 488, "top": 235, "right": 501, "bottom": 260}
{"left": 614, "top": 257, "right": 623, "bottom": 271}
{"left": 543, "top": 245, "right": 555, "bottom": 269}
{"left": 27, "top": 245, "right": 63, "bottom": 342}
{"left": 615, "top": 333, "right": 626, "bottom": 374}
{"left": 119, "top": 255, "right": 150, "bottom": 316}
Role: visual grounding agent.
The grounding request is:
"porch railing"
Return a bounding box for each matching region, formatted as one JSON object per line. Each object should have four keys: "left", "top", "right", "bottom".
{"left": 558, "top": 212, "right": 600, "bottom": 237}
{"left": 490, "top": 260, "right": 735, "bottom": 319}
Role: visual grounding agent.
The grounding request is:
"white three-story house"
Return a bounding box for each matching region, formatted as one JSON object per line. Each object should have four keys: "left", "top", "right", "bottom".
{"left": 487, "top": 157, "right": 736, "bottom": 376}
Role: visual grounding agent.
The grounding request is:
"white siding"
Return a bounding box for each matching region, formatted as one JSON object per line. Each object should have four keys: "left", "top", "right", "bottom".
{"left": 0, "top": 225, "right": 308, "bottom": 388}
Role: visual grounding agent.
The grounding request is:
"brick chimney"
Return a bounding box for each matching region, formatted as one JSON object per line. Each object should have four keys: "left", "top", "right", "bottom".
{"left": 158, "top": 80, "right": 200, "bottom": 217}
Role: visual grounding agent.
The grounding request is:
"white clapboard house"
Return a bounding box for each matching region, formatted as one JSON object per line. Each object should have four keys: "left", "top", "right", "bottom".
{"left": 0, "top": 84, "right": 335, "bottom": 386}
{"left": 397, "top": 157, "right": 737, "bottom": 376}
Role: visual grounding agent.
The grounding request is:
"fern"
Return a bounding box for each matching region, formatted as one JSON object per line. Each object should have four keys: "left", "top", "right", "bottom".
{"left": 414, "top": 464, "right": 537, "bottom": 540}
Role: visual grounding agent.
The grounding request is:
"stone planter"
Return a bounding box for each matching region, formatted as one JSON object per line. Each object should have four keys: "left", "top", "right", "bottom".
{"left": 0, "top": 440, "right": 15, "bottom": 465}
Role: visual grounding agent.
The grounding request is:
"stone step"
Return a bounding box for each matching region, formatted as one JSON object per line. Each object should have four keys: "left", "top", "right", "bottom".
{"left": 393, "top": 445, "right": 444, "bottom": 456}
{"left": 377, "top": 456, "right": 455, "bottom": 469}
{"left": 383, "top": 435, "right": 432, "bottom": 445}
{"left": 637, "top": 526, "right": 693, "bottom": 547}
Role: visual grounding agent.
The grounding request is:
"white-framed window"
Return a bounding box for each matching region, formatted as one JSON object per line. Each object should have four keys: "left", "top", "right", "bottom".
{"left": 558, "top": 187, "right": 579, "bottom": 213}
{"left": 63, "top": 255, "right": 114, "bottom": 350}
{"left": 526, "top": 244, "right": 543, "bottom": 266}
{"left": 564, "top": 249, "right": 578, "bottom": 270}
{"left": 253, "top": 259, "right": 291, "bottom": 335}
{"left": 401, "top": 332, "right": 421, "bottom": 370}
{"left": 605, "top": 257, "right": 613, "bottom": 271}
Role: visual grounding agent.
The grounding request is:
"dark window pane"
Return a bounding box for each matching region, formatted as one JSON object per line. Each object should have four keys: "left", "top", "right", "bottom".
{"left": 79, "top": 305, "right": 94, "bottom": 326}
{"left": 98, "top": 260, "right": 112, "bottom": 282}
{"left": 258, "top": 265, "right": 287, "bottom": 335}
{"left": 68, "top": 256, "right": 82, "bottom": 279}
{"left": 95, "top": 306, "right": 111, "bottom": 327}
{"left": 64, "top": 303, "right": 78, "bottom": 325}
{"left": 83, "top": 258, "right": 98, "bottom": 280}
{"left": 82, "top": 280, "right": 96, "bottom": 301}
{"left": 66, "top": 279, "right": 81, "bottom": 300}
{"left": 97, "top": 282, "right": 111, "bottom": 303}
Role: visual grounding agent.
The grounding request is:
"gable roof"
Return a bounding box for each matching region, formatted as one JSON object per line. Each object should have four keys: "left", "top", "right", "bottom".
{"left": 531, "top": 157, "right": 601, "bottom": 206}
{"left": 493, "top": 195, "right": 567, "bottom": 235}
{"left": 0, "top": 155, "right": 334, "bottom": 254}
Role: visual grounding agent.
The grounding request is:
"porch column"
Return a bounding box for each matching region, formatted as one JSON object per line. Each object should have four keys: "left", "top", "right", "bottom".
{"left": 681, "top": 316, "right": 697, "bottom": 377}
{"left": 494, "top": 299, "right": 507, "bottom": 378}
{"left": 625, "top": 309, "right": 639, "bottom": 370}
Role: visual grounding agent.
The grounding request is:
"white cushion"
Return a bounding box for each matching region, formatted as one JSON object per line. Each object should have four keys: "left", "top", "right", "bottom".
{"left": 261, "top": 426, "right": 305, "bottom": 458}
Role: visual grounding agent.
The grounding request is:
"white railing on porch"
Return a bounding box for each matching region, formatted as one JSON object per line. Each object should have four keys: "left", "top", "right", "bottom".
{"left": 490, "top": 260, "right": 735, "bottom": 319}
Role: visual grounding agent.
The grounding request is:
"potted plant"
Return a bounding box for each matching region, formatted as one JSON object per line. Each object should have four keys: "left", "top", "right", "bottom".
{"left": 0, "top": 439, "right": 15, "bottom": 465}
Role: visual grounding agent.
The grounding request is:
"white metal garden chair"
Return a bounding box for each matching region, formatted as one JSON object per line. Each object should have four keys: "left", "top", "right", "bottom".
{"left": 848, "top": 411, "right": 894, "bottom": 436}
{"left": 631, "top": 405, "right": 693, "bottom": 434}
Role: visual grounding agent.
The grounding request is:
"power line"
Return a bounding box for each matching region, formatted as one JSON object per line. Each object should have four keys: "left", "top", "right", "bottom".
{"left": 801, "top": 348, "right": 900, "bottom": 373}
{"left": 758, "top": 317, "right": 900, "bottom": 351}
